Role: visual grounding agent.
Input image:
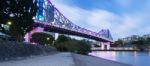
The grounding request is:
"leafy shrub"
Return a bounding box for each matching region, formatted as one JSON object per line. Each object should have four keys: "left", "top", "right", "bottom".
{"left": 0, "top": 40, "right": 56, "bottom": 61}
{"left": 54, "top": 35, "right": 91, "bottom": 55}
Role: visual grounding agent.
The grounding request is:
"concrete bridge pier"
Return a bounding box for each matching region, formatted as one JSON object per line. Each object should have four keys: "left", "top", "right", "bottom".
{"left": 100, "top": 42, "right": 110, "bottom": 50}
{"left": 54, "top": 33, "right": 59, "bottom": 40}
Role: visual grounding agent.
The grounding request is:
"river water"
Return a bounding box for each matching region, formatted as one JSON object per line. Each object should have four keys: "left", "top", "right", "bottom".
{"left": 89, "top": 51, "right": 150, "bottom": 66}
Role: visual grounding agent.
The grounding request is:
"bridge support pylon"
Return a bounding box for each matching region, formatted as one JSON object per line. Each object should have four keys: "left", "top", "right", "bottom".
{"left": 100, "top": 42, "right": 110, "bottom": 50}
{"left": 54, "top": 33, "right": 59, "bottom": 40}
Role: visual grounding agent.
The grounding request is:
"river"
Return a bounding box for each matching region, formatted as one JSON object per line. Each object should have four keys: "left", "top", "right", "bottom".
{"left": 89, "top": 51, "right": 150, "bottom": 66}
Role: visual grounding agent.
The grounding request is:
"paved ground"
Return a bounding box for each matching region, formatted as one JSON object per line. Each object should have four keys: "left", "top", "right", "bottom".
{"left": 0, "top": 52, "right": 74, "bottom": 66}
{"left": 72, "top": 53, "right": 132, "bottom": 66}
{"left": 0, "top": 52, "right": 131, "bottom": 66}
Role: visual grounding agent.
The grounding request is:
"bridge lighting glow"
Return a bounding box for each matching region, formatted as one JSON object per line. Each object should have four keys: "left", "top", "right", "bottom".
{"left": 37, "top": 0, "right": 44, "bottom": 21}
{"left": 38, "top": 15, "right": 43, "bottom": 21}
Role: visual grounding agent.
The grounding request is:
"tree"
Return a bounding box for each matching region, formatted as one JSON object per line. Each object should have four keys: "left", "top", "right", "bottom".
{"left": 114, "top": 39, "right": 123, "bottom": 47}
{"left": 31, "top": 32, "right": 54, "bottom": 46}
{"left": 54, "top": 35, "right": 91, "bottom": 55}
{"left": 55, "top": 35, "right": 70, "bottom": 43}
{"left": 77, "top": 39, "right": 91, "bottom": 54}
{"left": 0, "top": 0, "right": 38, "bottom": 40}
{"left": 143, "top": 38, "right": 150, "bottom": 49}
{"left": 132, "top": 39, "right": 144, "bottom": 51}
{"left": 147, "top": 38, "right": 150, "bottom": 49}
{"left": 145, "top": 38, "right": 150, "bottom": 44}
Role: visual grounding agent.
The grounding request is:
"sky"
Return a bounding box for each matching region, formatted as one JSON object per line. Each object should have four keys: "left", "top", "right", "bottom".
{"left": 50, "top": 0, "right": 150, "bottom": 40}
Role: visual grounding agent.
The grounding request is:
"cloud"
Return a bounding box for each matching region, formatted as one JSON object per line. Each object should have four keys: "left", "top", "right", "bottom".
{"left": 143, "top": 27, "right": 150, "bottom": 33}
{"left": 86, "top": 10, "right": 121, "bottom": 31}
{"left": 114, "top": 0, "right": 133, "bottom": 8}
{"left": 114, "top": 15, "right": 143, "bottom": 37}
{"left": 51, "top": 0, "right": 120, "bottom": 31}
{"left": 50, "top": 0, "right": 150, "bottom": 40}
{"left": 51, "top": 0, "right": 89, "bottom": 25}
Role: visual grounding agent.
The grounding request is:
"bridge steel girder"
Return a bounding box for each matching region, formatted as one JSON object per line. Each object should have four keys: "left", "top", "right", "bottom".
{"left": 35, "top": 0, "right": 113, "bottom": 43}
{"left": 33, "top": 22, "right": 113, "bottom": 42}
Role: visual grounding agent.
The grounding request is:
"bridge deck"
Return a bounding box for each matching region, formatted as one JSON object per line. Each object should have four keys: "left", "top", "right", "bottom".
{"left": 34, "top": 22, "right": 113, "bottom": 42}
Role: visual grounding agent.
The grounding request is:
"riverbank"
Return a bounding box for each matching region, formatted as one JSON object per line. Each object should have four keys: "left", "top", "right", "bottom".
{"left": 92, "top": 50, "right": 137, "bottom": 51}
{"left": 72, "top": 53, "right": 132, "bottom": 66}
{"left": 0, "top": 52, "right": 132, "bottom": 66}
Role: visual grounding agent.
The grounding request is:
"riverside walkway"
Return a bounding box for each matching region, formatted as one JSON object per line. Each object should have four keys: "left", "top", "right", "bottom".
{"left": 0, "top": 52, "right": 131, "bottom": 66}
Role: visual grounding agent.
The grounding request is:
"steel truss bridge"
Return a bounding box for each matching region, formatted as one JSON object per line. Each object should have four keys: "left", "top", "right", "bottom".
{"left": 26, "top": 0, "right": 113, "bottom": 43}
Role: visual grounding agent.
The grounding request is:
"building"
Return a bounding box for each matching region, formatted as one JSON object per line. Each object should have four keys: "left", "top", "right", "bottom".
{"left": 142, "top": 34, "right": 150, "bottom": 40}
{"left": 121, "top": 35, "right": 140, "bottom": 42}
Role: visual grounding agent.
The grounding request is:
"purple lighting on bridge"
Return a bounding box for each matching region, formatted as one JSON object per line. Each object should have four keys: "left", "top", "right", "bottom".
{"left": 28, "top": 0, "right": 113, "bottom": 43}
{"left": 24, "top": 27, "right": 44, "bottom": 42}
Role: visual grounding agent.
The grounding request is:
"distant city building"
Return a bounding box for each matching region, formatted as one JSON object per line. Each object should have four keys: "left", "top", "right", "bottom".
{"left": 120, "top": 34, "right": 150, "bottom": 42}
{"left": 121, "top": 35, "right": 140, "bottom": 42}
{"left": 130, "top": 35, "right": 140, "bottom": 41}
{"left": 142, "top": 34, "right": 150, "bottom": 39}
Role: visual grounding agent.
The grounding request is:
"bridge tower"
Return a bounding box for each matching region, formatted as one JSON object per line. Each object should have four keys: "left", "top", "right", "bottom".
{"left": 24, "top": 0, "right": 55, "bottom": 43}
{"left": 98, "top": 29, "right": 113, "bottom": 50}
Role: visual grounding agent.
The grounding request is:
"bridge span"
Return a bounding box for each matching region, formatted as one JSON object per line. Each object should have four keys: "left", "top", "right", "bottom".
{"left": 25, "top": 0, "right": 113, "bottom": 50}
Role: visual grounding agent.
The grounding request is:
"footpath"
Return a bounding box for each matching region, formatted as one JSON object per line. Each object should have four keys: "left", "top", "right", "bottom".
{"left": 0, "top": 52, "right": 131, "bottom": 66}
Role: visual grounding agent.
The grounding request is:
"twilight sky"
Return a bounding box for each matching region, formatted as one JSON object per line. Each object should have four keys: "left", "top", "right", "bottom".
{"left": 50, "top": 0, "right": 150, "bottom": 40}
